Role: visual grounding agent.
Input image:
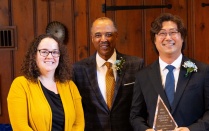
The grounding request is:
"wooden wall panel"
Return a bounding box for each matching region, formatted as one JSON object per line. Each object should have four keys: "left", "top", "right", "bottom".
{"left": 1, "top": 0, "right": 209, "bottom": 124}
{"left": 0, "top": 51, "right": 13, "bottom": 123}
{"left": 164, "top": 0, "right": 189, "bottom": 56}
{"left": 72, "top": 0, "right": 108, "bottom": 61}
{"left": 0, "top": 0, "right": 12, "bottom": 123}
{"left": 74, "top": 0, "right": 89, "bottom": 61}
{"left": 50, "top": 0, "right": 74, "bottom": 63}
{"left": 193, "top": 0, "right": 209, "bottom": 64}
{"left": 186, "top": 0, "right": 195, "bottom": 58}
{"left": 113, "top": 0, "right": 144, "bottom": 59}
{"left": 89, "top": 0, "right": 106, "bottom": 56}
{"left": 143, "top": 0, "right": 162, "bottom": 65}
{"left": 0, "top": 0, "right": 9, "bottom": 25}
{"left": 12, "top": 0, "right": 35, "bottom": 77}
{"left": 36, "top": 0, "right": 49, "bottom": 36}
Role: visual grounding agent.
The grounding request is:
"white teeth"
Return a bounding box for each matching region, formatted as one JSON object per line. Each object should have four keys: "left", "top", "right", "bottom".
{"left": 101, "top": 45, "right": 108, "bottom": 49}
{"left": 44, "top": 61, "right": 53, "bottom": 64}
{"left": 101, "top": 44, "right": 108, "bottom": 47}
{"left": 167, "top": 43, "right": 173, "bottom": 46}
{"left": 163, "top": 43, "right": 174, "bottom": 46}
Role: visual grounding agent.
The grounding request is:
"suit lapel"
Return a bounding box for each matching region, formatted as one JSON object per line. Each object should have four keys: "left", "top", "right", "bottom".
{"left": 171, "top": 57, "right": 191, "bottom": 113}
{"left": 85, "top": 54, "right": 109, "bottom": 111}
{"left": 112, "top": 53, "right": 126, "bottom": 107}
{"left": 147, "top": 57, "right": 193, "bottom": 113}
{"left": 149, "top": 60, "right": 171, "bottom": 110}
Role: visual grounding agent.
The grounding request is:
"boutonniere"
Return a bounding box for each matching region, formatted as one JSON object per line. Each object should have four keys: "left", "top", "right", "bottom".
{"left": 113, "top": 57, "right": 125, "bottom": 75}
{"left": 182, "top": 60, "right": 198, "bottom": 77}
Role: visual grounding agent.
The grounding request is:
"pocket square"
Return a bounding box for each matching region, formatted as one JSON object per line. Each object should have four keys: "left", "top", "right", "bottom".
{"left": 124, "top": 82, "right": 135, "bottom": 86}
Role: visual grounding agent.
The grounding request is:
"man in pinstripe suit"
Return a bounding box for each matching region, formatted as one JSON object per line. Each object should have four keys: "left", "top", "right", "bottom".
{"left": 72, "top": 17, "right": 144, "bottom": 131}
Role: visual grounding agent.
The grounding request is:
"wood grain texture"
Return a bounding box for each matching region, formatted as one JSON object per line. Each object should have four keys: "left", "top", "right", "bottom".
{"left": 0, "top": 0, "right": 12, "bottom": 123}
{"left": 1, "top": 0, "right": 209, "bottom": 124}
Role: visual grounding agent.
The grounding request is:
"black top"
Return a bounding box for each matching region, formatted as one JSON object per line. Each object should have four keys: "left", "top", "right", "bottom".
{"left": 40, "top": 82, "right": 65, "bottom": 131}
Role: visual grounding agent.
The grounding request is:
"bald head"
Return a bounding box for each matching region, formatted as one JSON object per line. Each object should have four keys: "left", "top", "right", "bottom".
{"left": 91, "top": 17, "right": 117, "bottom": 34}
{"left": 90, "top": 17, "right": 118, "bottom": 60}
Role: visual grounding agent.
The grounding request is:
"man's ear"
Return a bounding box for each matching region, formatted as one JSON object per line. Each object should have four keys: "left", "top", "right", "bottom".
{"left": 91, "top": 34, "right": 94, "bottom": 42}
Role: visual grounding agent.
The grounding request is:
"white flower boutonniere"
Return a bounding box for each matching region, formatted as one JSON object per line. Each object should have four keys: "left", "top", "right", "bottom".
{"left": 113, "top": 57, "right": 125, "bottom": 75}
{"left": 182, "top": 60, "right": 198, "bottom": 77}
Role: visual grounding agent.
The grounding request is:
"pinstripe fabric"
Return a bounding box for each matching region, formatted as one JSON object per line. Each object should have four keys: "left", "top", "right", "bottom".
{"left": 72, "top": 51, "right": 144, "bottom": 131}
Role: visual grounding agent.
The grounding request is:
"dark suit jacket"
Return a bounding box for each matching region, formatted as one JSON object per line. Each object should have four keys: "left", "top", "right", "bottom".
{"left": 130, "top": 56, "right": 209, "bottom": 131}
{"left": 72, "top": 52, "right": 144, "bottom": 131}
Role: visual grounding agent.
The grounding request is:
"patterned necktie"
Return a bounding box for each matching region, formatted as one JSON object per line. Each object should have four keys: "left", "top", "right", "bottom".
{"left": 165, "top": 65, "right": 175, "bottom": 106}
{"left": 105, "top": 62, "right": 115, "bottom": 109}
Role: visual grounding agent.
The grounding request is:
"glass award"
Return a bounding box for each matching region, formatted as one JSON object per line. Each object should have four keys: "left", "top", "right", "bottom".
{"left": 153, "top": 95, "right": 178, "bottom": 131}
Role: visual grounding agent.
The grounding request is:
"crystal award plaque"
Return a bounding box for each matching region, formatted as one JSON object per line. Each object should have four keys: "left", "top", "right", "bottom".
{"left": 153, "top": 95, "right": 178, "bottom": 131}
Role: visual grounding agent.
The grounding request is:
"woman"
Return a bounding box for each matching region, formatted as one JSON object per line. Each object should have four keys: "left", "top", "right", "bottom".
{"left": 7, "top": 34, "right": 84, "bottom": 131}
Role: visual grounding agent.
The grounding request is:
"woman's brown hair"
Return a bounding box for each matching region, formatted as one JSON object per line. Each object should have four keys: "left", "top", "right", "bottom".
{"left": 21, "top": 34, "right": 71, "bottom": 82}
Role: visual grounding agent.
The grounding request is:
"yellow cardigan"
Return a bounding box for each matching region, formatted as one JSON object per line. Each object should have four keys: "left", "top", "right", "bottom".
{"left": 7, "top": 76, "right": 84, "bottom": 131}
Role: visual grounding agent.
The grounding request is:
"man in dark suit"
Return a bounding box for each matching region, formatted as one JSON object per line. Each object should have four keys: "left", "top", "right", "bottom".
{"left": 130, "top": 13, "right": 209, "bottom": 131}
{"left": 72, "top": 17, "right": 144, "bottom": 131}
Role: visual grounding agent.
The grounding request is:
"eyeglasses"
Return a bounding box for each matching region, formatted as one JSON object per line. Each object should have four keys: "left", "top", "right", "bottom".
{"left": 157, "top": 30, "right": 179, "bottom": 39}
{"left": 38, "top": 49, "right": 60, "bottom": 58}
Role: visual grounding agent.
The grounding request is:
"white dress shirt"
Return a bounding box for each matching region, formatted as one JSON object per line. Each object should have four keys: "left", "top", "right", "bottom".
{"left": 96, "top": 50, "right": 117, "bottom": 103}
{"left": 159, "top": 54, "right": 182, "bottom": 91}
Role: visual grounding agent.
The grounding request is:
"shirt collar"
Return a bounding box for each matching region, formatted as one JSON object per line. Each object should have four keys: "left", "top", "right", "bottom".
{"left": 159, "top": 54, "right": 183, "bottom": 71}
{"left": 96, "top": 49, "right": 117, "bottom": 67}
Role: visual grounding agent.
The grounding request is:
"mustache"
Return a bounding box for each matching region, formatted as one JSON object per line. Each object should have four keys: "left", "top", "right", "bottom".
{"left": 100, "top": 41, "right": 108, "bottom": 44}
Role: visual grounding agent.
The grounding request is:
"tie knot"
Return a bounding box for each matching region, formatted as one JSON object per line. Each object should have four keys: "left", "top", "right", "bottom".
{"left": 166, "top": 65, "right": 175, "bottom": 72}
{"left": 105, "top": 62, "right": 112, "bottom": 69}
